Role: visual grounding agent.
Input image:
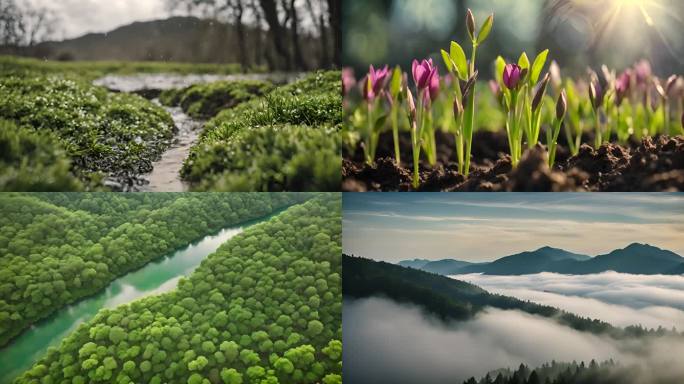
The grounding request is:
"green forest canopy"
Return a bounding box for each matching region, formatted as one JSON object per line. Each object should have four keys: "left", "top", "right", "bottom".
{"left": 0, "top": 193, "right": 314, "bottom": 347}
{"left": 14, "top": 193, "right": 341, "bottom": 384}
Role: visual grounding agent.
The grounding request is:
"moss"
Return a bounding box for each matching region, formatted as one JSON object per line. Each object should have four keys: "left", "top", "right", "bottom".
{"left": 181, "top": 71, "right": 342, "bottom": 191}
{"left": 0, "top": 120, "right": 84, "bottom": 191}
{"left": 160, "top": 80, "right": 273, "bottom": 119}
{"left": 0, "top": 76, "right": 174, "bottom": 187}
{"left": 186, "top": 124, "right": 340, "bottom": 191}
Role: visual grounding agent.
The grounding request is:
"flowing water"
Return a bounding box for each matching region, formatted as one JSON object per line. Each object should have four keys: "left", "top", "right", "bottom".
{"left": 140, "top": 102, "right": 202, "bottom": 192}
{"left": 94, "top": 72, "right": 301, "bottom": 192}
{"left": 0, "top": 213, "right": 274, "bottom": 383}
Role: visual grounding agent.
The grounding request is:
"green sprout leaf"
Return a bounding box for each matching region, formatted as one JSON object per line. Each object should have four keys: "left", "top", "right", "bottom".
{"left": 476, "top": 14, "right": 494, "bottom": 44}
{"left": 518, "top": 52, "right": 530, "bottom": 71}
{"left": 530, "top": 49, "right": 549, "bottom": 85}
{"left": 441, "top": 49, "right": 453, "bottom": 73}
{"left": 495, "top": 56, "right": 506, "bottom": 86}
{"left": 450, "top": 41, "right": 468, "bottom": 81}
{"left": 390, "top": 66, "right": 402, "bottom": 98}
{"left": 374, "top": 114, "right": 388, "bottom": 131}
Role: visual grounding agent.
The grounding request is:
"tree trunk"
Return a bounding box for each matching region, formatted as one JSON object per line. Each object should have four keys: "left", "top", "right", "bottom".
{"left": 249, "top": 0, "right": 264, "bottom": 66}
{"left": 288, "top": 0, "right": 306, "bottom": 70}
{"left": 326, "top": 0, "right": 340, "bottom": 67}
{"left": 258, "top": 0, "right": 290, "bottom": 69}
{"left": 305, "top": 0, "right": 329, "bottom": 68}
{"left": 233, "top": 0, "right": 248, "bottom": 70}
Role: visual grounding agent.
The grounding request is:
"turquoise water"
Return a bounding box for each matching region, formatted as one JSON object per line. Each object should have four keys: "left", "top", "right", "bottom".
{"left": 0, "top": 214, "right": 271, "bottom": 383}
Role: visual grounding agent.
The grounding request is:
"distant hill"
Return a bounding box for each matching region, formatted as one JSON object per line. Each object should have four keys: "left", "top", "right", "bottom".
{"left": 420, "top": 259, "right": 480, "bottom": 275}
{"left": 397, "top": 259, "right": 431, "bottom": 269}
{"left": 342, "top": 254, "right": 650, "bottom": 338}
{"left": 459, "top": 246, "right": 590, "bottom": 275}
{"left": 557, "top": 243, "right": 684, "bottom": 275}
{"left": 397, "top": 243, "right": 684, "bottom": 276}
{"left": 668, "top": 263, "right": 684, "bottom": 275}
{"left": 9, "top": 16, "right": 321, "bottom": 67}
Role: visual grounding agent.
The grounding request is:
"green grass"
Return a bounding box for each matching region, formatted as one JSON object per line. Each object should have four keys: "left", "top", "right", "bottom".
{"left": 182, "top": 71, "right": 342, "bottom": 191}
{"left": 0, "top": 76, "right": 174, "bottom": 188}
{"left": 0, "top": 120, "right": 83, "bottom": 191}
{"left": 0, "top": 56, "right": 249, "bottom": 81}
{"left": 159, "top": 80, "right": 273, "bottom": 119}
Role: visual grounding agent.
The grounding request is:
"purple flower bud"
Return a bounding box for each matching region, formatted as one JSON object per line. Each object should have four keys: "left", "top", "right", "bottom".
{"left": 634, "top": 59, "right": 651, "bottom": 85}
{"left": 412, "top": 58, "right": 437, "bottom": 90}
{"left": 549, "top": 60, "right": 562, "bottom": 89}
{"left": 615, "top": 70, "right": 630, "bottom": 105}
{"left": 406, "top": 88, "right": 416, "bottom": 122}
{"left": 665, "top": 75, "right": 678, "bottom": 95}
{"left": 532, "top": 73, "right": 550, "bottom": 112}
{"left": 556, "top": 90, "right": 567, "bottom": 120}
{"left": 342, "top": 68, "right": 356, "bottom": 97}
{"left": 503, "top": 63, "right": 522, "bottom": 90}
{"left": 589, "top": 80, "right": 604, "bottom": 110}
{"left": 466, "top": 9, "right": 476, "bottom": 41}
{"left": 362, "top": 65, "right": 389, "bottom": 103}
{"left": 428, "top": 67, "right": 440, "bottom": 101}
{"left": 422, "top": 89, "right": 432, "bottom": 109}
{"left": 488, "top": 80, "right": 500, "bottom": 98}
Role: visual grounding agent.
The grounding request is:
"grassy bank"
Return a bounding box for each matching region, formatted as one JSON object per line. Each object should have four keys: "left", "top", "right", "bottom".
{"left": 182, "top": 70, "right": 342, "bottom": 191}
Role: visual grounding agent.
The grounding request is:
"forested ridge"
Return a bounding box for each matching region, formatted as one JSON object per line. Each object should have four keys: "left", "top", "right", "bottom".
{"left": 0, "top": 193, "right": 314, "bottom": 347}
{"left": 343, "top": 255, "right": 682, "bottom": 339}
{"left": 15, "top": 194, "right": 341, "bottom": 384}
{"left": 463, "top": 360, "right": 646, "bottom": 384}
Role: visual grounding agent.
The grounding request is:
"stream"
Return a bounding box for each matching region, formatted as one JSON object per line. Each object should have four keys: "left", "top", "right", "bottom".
{"left": 94, "top": 73, "right": 301, "bottom": 192}
{"left": 0, "top": 212, "right": 274, "bottom": 383}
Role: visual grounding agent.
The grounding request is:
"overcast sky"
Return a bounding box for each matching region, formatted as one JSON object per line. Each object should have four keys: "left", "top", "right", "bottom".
{"left": 343, "top": 193, "right": 684, "bottom": 263}
{"left": 25, "top": 0, "right": 173, "bottom": 40}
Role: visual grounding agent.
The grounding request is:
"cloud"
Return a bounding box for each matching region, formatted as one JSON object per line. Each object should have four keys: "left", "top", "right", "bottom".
{"left": 26, "top": 0, "right": 171, "bottom": 39}
{"left": 342, "top": 193, "right": 684, "bottom": 262}
{"left": 344, "top": 296, "right": 684, "bottom": 384}
{"left": 453, "top": 272, "right": 684, "bottom": 316}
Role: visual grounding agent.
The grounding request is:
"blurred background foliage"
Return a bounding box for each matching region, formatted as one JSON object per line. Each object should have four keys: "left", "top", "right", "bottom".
{"left": 342, "top": 0, "right": 684, "bottom": 77}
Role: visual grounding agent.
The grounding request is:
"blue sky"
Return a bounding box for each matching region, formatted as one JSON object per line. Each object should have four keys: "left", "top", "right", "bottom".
{"left": 343, "top": 193, "right": 684, "bottom": 263}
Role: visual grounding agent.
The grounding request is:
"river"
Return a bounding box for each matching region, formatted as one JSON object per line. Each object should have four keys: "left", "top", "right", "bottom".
{"left": 0, "top": 213, "right": 273, "bottom": 383}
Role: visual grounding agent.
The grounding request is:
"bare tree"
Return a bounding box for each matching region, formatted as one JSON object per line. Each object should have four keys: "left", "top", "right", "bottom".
{"left": 0, "top": 0, "right": 58, "bottom": 47}
{"left": 305, "top": 0, "right": 329, "bottom": 67}
{"left": 282, "top": 0, "right": 306, "bottom": 70}
{"left": 248, "top": 0, "right": 266, "bottom": 66}
{"left": 259, "top": 0, "right": 291, "bottom": 69}
{"left": 326, "top": 0, "right": 339, "bottom": 66}
{"left": 23, "top": 6, "right": 58, "bottom": 46}
{"left": 0, "top": 0, "right": 23, "bottom": 46}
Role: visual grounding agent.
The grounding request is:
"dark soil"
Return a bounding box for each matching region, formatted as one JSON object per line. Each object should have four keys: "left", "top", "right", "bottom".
{"left": 342, "top": 131, "right": 684, "bottom": 191}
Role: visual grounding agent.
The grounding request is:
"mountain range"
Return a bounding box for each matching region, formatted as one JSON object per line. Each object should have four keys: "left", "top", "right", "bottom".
{"left": 5, "top": 16, "right": 321, "bottom": 68}
{"left": 397, "top": 243, "right": 684, "bottom": 276}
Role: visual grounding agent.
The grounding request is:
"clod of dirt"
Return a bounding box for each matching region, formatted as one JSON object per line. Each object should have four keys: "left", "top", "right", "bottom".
{"left": 504, "top": 145, "right": 585, "bottom": 191}
{"left": 343, "top": 131, "right": 684, "bottom": 191}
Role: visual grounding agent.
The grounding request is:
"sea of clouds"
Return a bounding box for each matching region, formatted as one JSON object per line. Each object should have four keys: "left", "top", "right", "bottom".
{"left": 451, "top": 272, "right": 684, "bottom": 329}
{"left": 344, "top": 296, "right": 684, "bottom": 384}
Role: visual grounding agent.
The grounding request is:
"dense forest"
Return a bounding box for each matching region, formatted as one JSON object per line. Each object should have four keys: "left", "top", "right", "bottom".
{"left": 343, "top": 255, "right": 682, "bottom": 339}
{"left": 463, "top": 360, "right": 645, "bottom": 384}
{"left": 0, "top": 193, "right": 315, "bottom": 347}
{"left": 13, "top": 193, "right": 341, "bottom": 384}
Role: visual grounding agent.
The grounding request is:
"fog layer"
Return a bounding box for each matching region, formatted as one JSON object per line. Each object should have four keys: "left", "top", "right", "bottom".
{"left": 343, "top": 296, "right": 684, "bottom": 384}
{"left": 451, "top": 272, "right": 684, "bottom": 329}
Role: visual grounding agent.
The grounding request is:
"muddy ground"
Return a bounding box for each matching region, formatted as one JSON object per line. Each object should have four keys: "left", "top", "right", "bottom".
{"left": 343, "top": 130, "right": 684, "bottom": 191}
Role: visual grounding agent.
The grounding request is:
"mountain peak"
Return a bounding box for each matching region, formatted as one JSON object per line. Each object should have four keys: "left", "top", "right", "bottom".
{"left": 624, "top": 242, "right": 656, "bottom": 250}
